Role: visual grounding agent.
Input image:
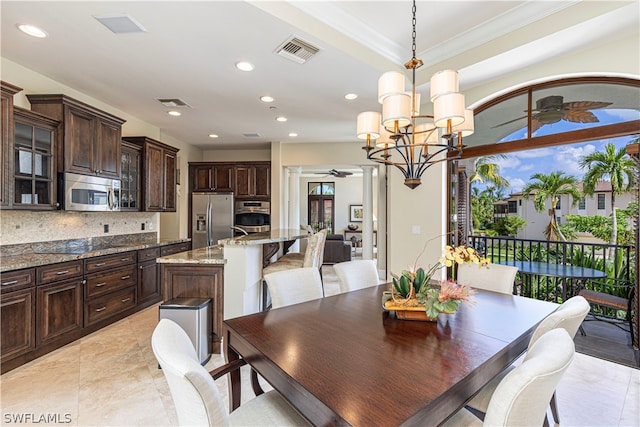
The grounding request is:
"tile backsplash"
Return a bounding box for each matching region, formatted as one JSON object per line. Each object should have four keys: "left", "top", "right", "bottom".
{"left": 0, "top": 211, "right": 158, "bottom": 245}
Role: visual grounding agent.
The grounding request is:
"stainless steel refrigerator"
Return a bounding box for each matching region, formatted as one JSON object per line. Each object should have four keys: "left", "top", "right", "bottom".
{"left": 192, "top": 192, "right": 234, "bottom": 249}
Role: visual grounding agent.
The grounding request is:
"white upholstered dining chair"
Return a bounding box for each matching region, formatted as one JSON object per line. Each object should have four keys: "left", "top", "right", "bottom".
{"left": 457, "top": 263, "right": 518, "bottom": 294}
{"left": 444, "top": 328, "right": 575, "bottom": 427}
{"left": 465, "top": 295, "right": 590, "bottom": 425}
{"left": 263, "top": 267, "right": 324, "bottom": 309}
{"left": 151, "top": 318, "right": 310, "bottom": 427}
{"left": 333, "top": 259, "right": 381, "bottom": 294}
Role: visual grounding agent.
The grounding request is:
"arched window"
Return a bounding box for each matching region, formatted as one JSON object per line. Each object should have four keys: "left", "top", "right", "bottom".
{"left": 462, "top": 77, "right": 640, "bottom": 158}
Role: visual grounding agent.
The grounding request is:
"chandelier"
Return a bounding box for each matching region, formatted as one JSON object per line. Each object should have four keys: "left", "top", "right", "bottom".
{"left": 356, "top": 0, "right": 474, "bottom": 189}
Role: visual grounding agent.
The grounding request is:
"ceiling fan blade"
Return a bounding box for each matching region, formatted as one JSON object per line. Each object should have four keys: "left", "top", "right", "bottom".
{"left": 491, "top": 115, "right": 528, "bottom": 128}
{"left": 564, "top": 110, "right": 600, "bottom": 123}
{"left": 562, "top": 101, "right": 612, "bottom": 111}
{"left": 531, "top": 119, "right": 544, "bottom": 132}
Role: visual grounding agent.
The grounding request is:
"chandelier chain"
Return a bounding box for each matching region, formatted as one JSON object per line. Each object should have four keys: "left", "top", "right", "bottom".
{"left": 411, "top": 1, "right": 417, "bottom": 59}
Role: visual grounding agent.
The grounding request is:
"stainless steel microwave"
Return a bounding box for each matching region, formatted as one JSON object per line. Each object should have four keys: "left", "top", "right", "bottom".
{"left": 61, "top": 172, "right": 120, "bottom": 211}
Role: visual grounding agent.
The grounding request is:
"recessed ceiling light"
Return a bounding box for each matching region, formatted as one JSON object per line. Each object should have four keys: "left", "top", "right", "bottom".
{"left": 289, "top": 132, "right": 298, "bottom": 137}
{"left": 260, "top": 96, "right": 274, "bottom": 103}
{"left": 345, "top": 93, "right": 358, "bottom": 100}
{"left": 208, "top": 134, "right": 219, "bottom": 138}
{"left": 168, "top": 110, "right": 181, "bottom": 116}
{"left": 276, "top": 116, "right": 288, "bottom": 122}
{"left": 235, "top": 61, "right": 254, "bottom": 72}
{"left": 18, "top": 24, "right": 48, "bottom": 38}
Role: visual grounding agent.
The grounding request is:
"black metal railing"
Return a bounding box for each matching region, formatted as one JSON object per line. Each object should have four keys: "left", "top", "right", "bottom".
{"left": 468, "top": 235, "right": 635, "bottom": 320}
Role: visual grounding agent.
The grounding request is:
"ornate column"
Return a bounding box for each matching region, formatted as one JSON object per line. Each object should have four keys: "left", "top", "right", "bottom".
{"left": 362, "top": 165, "right": 375, "bottom": 260}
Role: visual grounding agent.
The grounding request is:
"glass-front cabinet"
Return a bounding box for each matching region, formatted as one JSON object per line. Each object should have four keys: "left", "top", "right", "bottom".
{"left": 12, "top": 107, "right": 58, "bottom": 209}
{"left": 120, "top": 141, "right": 141, "bottom": 211}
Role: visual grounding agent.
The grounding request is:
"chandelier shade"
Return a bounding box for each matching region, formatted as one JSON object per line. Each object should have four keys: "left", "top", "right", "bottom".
{"left": 434, "top": 92, "right": 465, "bottom": 128}
{"left": 430, "top": 70, "right": 459, "bottom": 101}
{"left": 378, "top": 71, "right": 406, "bottom": 103}
{"left": 356, "top": 111, "right": 381, "bottom": 140}
{"left": 357, "top": 0, "right": 473, "bottom": 189}
{"left": 382, "top": 93, "right": 411, "bottom": 128}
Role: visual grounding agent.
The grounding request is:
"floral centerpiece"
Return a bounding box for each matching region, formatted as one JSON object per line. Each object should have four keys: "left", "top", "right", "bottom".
{"left": 384, "top": 237, "right": 490, "bottom": 320}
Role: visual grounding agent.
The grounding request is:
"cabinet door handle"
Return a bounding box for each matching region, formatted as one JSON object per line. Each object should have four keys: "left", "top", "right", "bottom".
{"left": 95, "top": 282, "right": 107, "bottom": 287}
{"left": 95, "top": 263, "right": 106, "bottom": 267}
{"left": 120, "top": 275, "right": 131, "bottom": 280}
{"left": 55, "top": 270, "right": 70, "bottom": 275}
{"left": 95, "top": 306, "right": 107, "bottom": 312}
{"left": 121, "top": 258, "right": 130, "bottom": 262}
{"left": 121, "top": 298, "right": 131, "bottom": 303}
{"left": 1, "top": 280, "right": 19, "bottom": 286}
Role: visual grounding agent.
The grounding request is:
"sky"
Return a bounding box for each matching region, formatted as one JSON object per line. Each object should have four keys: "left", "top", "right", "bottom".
{"left": 492, "top": 135, "right": 636, "bottom": 195}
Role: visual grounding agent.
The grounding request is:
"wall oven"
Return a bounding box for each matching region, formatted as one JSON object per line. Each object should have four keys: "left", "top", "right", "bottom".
{"left": 61, "top": 172, "right": 120, "bottom": 211}
{"left": 234, "top": 200, "right": 270, "bottom": 234}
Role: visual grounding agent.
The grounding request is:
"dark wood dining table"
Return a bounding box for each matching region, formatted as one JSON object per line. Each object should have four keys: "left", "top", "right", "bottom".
{"left": 223, "top": 285, "right": 558, "bottom": 426}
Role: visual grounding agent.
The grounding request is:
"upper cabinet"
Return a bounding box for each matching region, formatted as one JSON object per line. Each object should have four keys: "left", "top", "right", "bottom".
{"left": 120, "top": 141, "right": 142, "bottom": 211}
{"left": 235, "top": 162, "right": 270, "bottom": 199}
{"left": 12, "top": 108, "right": 59, "bottom": 210}
{"left": 122, "top": 136, "right": 179, "bottom": 212}
{"left": 1, "top": 81, "right": 22, "bottom": 207}
{"left": 191, "top": 163, "right": 233, "bottom": 193}
{"left": 26, "top": 94, "right": 125, "bottom": 180}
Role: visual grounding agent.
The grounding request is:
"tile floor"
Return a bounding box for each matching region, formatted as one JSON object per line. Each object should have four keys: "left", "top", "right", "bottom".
{"left": 1, "top": 266, "right": 638, "bottom": 426}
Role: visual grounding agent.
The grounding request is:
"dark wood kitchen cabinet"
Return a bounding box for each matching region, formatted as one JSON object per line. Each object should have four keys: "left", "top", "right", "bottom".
{"left": 235, "top": 162, "right": 270, "bottom": 199}
{"left": 83, "top": 252, "right": 137, "bottom": 329}
{"left": 1, "top": 81, "right": 22, "bottom": 207}
{"left": 26, "top": 94, "right": 125, "bottom": 179}
{"left": 191, "top": 163, "right": 234, "bottom": 192}
{"left": 120, "top": 141, "right": 142, "bottom": 211}
{"left": 0, "top": 268, "right": 36, "bottom": 364}
{"left": 35, "top": 260, "right": 84, "bottom": 348}
{"left": 122, "top": 136, "right": 179, "bottom": 212}
{"left": 11, "top": 107, "right": 58, "bottom": 210}
{"left": 137, "top": 247, "right": 161, "bottom": 308}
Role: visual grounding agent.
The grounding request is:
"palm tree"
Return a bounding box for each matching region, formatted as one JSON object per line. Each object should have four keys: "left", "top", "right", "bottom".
{"left": 580, "top": 143, "right": 637, "bottom": 245}
{"left": 470, "top": 155, "right": 510, "bottom": 189}
{"left": 522, "top": 172, "right": 582, "bottom": 241}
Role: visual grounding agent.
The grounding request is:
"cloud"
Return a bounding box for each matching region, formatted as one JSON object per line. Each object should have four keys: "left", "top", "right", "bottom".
{"left": 507, "top": 177, "right": 527, "bottom": 193}
{"left": 496, "top": 155, "right": 520, "bottom": 170}
{"left": 514, "top": 147, "right": 555, "bottom": 159}
{"left": 554, "top": 144, "right": 596, "bottom": 176}
{"left": 518, "top": 163, "right": 534, "bottom": 172}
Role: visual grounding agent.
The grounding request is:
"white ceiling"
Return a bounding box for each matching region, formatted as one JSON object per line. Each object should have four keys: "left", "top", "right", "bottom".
{"left": 1, "top": 1, "right": 638, "bottom": 150}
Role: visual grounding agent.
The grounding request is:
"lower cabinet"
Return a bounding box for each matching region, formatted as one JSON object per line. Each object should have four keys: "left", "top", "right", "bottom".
{"left": 36, "top": 278, "right": 83, "bottom": 346}
{"left": 0, "top": 288, "right": 35, "bottom": 363}
{"left": 137, "top": 247, "right": 161, "bottom": 307}
{"left": 161, "top": 264, "right": 223, "bottom": 354}
{"left": 85, "top": 286, "right": 137, "bottom": 326}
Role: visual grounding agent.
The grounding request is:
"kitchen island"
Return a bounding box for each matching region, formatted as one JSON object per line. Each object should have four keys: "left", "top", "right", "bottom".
{"left": 155, "top": 229, "right": 310, "bottom": 354}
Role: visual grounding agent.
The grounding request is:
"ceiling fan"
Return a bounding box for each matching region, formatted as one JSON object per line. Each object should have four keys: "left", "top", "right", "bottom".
{"left": 316, "top": 169, "right": 354, "bottom": 178}
{"left": 494, "top": 95, "right": 612, "bottom": 131}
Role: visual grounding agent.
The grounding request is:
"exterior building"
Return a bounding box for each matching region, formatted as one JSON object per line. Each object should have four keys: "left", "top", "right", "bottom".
{"left": 494, "top": 181, "right": 635, "bottom": 241}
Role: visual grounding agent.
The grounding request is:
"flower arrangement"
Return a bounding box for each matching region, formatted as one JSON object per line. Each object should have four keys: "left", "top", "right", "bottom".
{"left": 385, "top": 237, "right": 490, "bottom": 320}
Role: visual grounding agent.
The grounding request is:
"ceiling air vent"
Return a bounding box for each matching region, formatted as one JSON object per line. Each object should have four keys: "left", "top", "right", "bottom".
{"left": 94, "top": 14, "right": 146, "bottom": 34}
{"left": 157, "top": 98, "right": 192, "bottom": 108}
{"left": 275, "top": 36, "right": 320, "bottom": 64}
{"left": 243, "top": 133, "right": 261, "bottom": 138}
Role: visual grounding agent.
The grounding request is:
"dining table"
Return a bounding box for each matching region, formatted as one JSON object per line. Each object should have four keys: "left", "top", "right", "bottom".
{"left": 223, "top": 284, "right": 558, "bottom": 426}
{"left": 497, "top": 260, "right": 607, "bottom": 300}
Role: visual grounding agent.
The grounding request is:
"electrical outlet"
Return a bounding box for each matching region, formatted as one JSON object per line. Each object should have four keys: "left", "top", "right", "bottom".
{"left": 141, "top": 223, "right": 145, "bottom": 230}
{"left": 411, "top": 225, "right": 420, "bottom": 235}
{"left": 147, "top": 221, "right": 153, "bottom": 230}
{"left": 104, "top": 224, "right": 109, "bottom": 233}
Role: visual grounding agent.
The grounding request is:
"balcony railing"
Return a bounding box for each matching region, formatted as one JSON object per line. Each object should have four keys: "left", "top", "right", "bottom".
{"left": 467, "top": 235, "right": 635, "bottom": 320}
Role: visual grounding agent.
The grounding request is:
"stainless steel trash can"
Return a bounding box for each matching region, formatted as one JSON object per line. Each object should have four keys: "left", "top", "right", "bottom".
{"left": 159, "top": 297, "right": 211, "bottom": 365}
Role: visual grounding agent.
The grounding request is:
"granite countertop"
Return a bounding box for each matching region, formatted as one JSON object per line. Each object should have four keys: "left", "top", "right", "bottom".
{"left": 1, "top": 236, "right": 191, "bottom": 273}
{"left": 156, "top": 245, "right": 225, "bottom": 265}
{"left": 218, "top": 228, "right": 312, "bottom": 246}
